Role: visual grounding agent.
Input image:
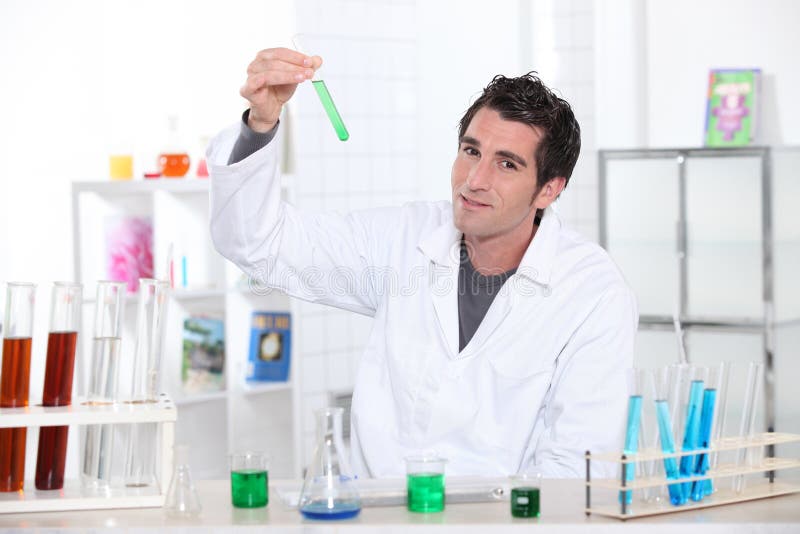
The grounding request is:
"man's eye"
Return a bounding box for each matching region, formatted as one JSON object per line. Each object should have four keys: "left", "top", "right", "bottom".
{"left": 501, "top": 160, "right": 517, "bottom": 170}
{"left": 464, "top": 147, "right": 479, "bottom": 157}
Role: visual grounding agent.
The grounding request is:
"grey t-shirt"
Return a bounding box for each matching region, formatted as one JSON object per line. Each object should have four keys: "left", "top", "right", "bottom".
{"left": 229, "top": 111, "right": 515, "bottom": 349}
{"left": 458, "top": 240, "right": 516, "bottom": 351}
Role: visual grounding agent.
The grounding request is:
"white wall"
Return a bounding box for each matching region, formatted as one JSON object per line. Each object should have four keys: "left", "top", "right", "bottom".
{"left": 595, "top": 0, "right": 800, "bottom": 149}
{"left": 0, "top": 0, "right": 294, "bottom": 286}
{"left": 646, "top": 0, "right": 800, "bottom": 147}
{"left": 416, "top": 0, "right": 522, "bottom": 203}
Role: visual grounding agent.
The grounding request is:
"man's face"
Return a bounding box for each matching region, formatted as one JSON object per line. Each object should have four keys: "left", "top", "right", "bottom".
{"left": 451, "top": 107, "right": 544, "bottom": 243}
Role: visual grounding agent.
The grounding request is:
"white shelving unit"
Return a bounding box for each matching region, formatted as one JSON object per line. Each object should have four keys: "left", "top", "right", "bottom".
{"left": 70, "top": 178, "right": 302, "bottom": 480}
{"left": 0, "top": 396, "right": 176, "bottom": 513}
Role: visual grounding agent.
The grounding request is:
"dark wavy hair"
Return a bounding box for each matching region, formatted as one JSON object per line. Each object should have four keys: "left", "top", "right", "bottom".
{"left": 458, "top": 73, "right": 581, "bottom": 190}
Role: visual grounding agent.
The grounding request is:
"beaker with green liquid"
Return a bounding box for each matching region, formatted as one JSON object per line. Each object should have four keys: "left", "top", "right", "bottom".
{"left": 229, "top": 451, "right": 269, "bottom": 508}
{"left": 405, "top": 454, "right": 447, "bottom": 513}
{"left": 509, "top": 472, "right": 542, "bottom": 518}
{"left": 292, "top": 34, "right": 349, "bottom": 141}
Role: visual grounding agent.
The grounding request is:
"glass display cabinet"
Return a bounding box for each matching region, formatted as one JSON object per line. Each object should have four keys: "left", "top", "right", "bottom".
{"left": 598, "top": 146, "right": 800, "bottom": 444}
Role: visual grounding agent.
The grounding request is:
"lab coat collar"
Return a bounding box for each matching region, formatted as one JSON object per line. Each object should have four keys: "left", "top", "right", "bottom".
{"left": 417, "top": 206, "right": 560, "bottom": 287}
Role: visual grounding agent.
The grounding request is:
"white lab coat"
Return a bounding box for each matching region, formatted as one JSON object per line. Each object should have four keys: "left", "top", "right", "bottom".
{"left": 208, "top": 123, "right": 638, "bottom": 479}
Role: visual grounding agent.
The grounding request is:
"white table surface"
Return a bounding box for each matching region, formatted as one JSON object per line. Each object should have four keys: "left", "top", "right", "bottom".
{"left": 1, "top": 478, "right": 798, "bottom": 532}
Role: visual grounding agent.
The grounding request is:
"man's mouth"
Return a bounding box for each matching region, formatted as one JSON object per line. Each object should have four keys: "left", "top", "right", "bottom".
{"left": 461, "top": 194, "right": 490, "bottom": 208}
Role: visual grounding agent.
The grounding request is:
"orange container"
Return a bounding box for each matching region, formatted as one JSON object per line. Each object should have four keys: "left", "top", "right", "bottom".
{"left": 159, "top": 153, "right": 190, "bottom": 178}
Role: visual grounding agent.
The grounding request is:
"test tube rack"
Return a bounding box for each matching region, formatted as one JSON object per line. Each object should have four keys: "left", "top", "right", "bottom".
{"left": 0, "top": 395, "right": 176, "bottom": 514}
{"left": 584, "top": 432, "right": 800, "bottom": 519}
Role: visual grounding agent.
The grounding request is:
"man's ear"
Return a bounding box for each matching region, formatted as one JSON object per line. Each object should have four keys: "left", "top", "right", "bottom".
{"left": 533, "top": 177, "right": 566, "bottom": 209}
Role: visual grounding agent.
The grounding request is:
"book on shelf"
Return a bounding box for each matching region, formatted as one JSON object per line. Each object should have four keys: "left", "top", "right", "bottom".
{"left": 246, "top": 311, "right": 291, "bottom": 383}
{"left": 704, "top": 68, "right": 761, "bottom": 147}
{"left": 182, "top": 315, "right": 226, "bottom": 394}
{"left": 105, "top": 215, "right": 154, "bottom": 293}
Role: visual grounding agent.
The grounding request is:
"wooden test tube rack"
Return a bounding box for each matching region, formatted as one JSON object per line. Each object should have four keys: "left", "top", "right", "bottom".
{"left": 584, "top": 432, "right": 800, "bottom": 520}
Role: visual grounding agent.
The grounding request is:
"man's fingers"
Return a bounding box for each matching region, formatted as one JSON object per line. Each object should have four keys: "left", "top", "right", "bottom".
{"left": 248, "top": 48, "right": 323, "bottom": 75}
{"left": 255, "top": 47, "right": 313, "bottom": 68}
{"left": 247, "top": 57, "right": 311, "bottom": 76}
{"left": 239, "top": 70, "right": 313, "bottom": 99}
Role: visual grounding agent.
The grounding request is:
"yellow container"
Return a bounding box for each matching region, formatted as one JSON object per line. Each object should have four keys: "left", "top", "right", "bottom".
{"left": 109, "top": 155, "right": 133, "bottom": 180}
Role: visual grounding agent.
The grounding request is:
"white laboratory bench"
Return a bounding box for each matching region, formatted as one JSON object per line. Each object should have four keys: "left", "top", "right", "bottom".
{"left": 1, "top": 478, "right": 798, "bottom": 532}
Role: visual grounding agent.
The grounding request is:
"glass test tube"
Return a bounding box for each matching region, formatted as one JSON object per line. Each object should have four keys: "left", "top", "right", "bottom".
{"left": 701, "top": 362, "right": 730, "bottom": 497}
{"left": 292, "top": 34, "right": 349, "bottom": 141}
{"left": 638, "top": 370, "right": 661, "bottom": 504}
{"left": 666, "top": 364, "right": 689, "bottom": 449}
{"left": 655, "top": 400, "right": 685, "bottom": 505}
{"left": 654, "top": 369, "right": 685, "bottom": 506}
{"left": 81, "top": 281, "right": 125, "bottom": 490}
{"left": 619, "top": 369, "right": 646, "bottom": 505}
{"left": 734, "top": 361, "right": 763, "bottom": 493}
{"left": 35, "top": 282, "right": 82, "bottom": 490}
{"left": 0, "top": 282, "right": 36, "bottom": 492}
{"left": 124, "top": 278, "right": 169, "bottom": 488}
{"left": 690, "top": 387, "right": 717, "bottom": 501}
{"left": 678, "top": 373, "right": 705, "bottom": 495}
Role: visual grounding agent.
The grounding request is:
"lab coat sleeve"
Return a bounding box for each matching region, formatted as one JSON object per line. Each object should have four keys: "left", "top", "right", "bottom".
{"left": 531, "top": 287, "right": 639, "bottom": 478}
{"left": 207, "top": 124, "right": 380, "bottom": 316}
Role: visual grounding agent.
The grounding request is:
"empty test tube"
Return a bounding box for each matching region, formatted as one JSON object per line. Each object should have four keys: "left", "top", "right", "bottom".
{"left": 734, "top": 362, "right": 763, "bottom": 493}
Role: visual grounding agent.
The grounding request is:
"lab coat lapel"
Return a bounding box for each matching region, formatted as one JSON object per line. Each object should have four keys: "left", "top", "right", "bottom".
{"left": 462, "top": 207, "right": 560, "bottom": 354}
{"left": 418, "top": 221, "right": 462, "bottom": 358}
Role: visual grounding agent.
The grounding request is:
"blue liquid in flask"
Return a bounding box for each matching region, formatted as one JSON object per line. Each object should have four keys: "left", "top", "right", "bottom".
{"left": 300, "top": 500, "right": 361, "bottom": 520}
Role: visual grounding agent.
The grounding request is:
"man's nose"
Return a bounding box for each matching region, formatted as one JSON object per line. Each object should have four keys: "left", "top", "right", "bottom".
{"left": 466, "top": 160, "right": 492, "bottom": 191}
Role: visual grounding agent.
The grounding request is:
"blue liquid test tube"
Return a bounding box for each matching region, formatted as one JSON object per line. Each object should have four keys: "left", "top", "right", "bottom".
{"left": 655, "top": 399, "right": 686, "bottom": 505}
{"left": 691, "top": 388, "right": 717, "bottom": 501}
{"left": 619, "top": 395, "right": 642, "bottom": 505}
{"left": 679, "top": 380, "right": 704, "bottom": 495}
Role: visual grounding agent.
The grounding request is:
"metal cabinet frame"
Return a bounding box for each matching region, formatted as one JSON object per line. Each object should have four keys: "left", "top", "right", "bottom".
{"left": 598, "top": 146, "right": 780, "bottom": 441}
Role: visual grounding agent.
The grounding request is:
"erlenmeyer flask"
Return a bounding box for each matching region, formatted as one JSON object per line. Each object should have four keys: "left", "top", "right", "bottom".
{"left": 164, "top": 445, "right": 202, "bottom": 518}
{"left": 298, "top": 407, "right": 361, "bottom": 520}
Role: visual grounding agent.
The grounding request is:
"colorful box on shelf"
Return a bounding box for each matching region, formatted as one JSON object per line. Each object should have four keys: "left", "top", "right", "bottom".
{"left": 246, "top": 311, "right": 291, "bottom": 383}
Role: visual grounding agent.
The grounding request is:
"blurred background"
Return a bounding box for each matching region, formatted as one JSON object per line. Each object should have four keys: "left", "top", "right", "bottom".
{"left": 0, "top": 0, "right": 798, "bottom": 482}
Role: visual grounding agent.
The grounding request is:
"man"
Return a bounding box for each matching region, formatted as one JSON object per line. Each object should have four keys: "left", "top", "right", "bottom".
{"left": 208, "top": 48, "right": 638, "bottom": 478}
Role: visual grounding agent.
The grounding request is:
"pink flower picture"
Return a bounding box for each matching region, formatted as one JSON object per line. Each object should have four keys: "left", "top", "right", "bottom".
{"left": 105, "top": 216, "right": 154, "bottom": 293}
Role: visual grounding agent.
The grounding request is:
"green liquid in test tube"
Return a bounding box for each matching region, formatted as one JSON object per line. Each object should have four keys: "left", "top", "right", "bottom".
{"left": 293, "top": 35, "right": 349, "bottom": 142}
{"left": 312, "top": 80, "right": 349, "bottom": 141}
